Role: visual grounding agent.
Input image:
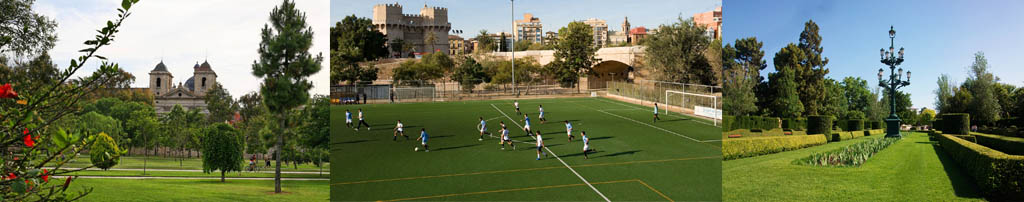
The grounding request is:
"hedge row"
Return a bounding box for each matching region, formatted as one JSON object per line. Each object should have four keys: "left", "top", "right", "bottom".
{"left": 870, "top": 121, "right": 882, "bottom": 129}
{"left": 722, "top": 135, "right": 829, "bottom": 160}
{"left": 807, "top": 116, "right": 834, "bottom": 140}
{"left": 973, "top": 132, "right": 1024, "bottom": 156}
{"left": 939, "top": 113, "right": 970, "bottom": 135}
{"left": 781, "top": 118, "right": 807, "bottom": 131}
{"left": 937, "top": 134, "right": 1024, "bottom": 200}
{"left": 722, "top": 115, "right": 780, "bottom": 131}
{"left": 831, "top": 131, "right": 855, "bottom": 142}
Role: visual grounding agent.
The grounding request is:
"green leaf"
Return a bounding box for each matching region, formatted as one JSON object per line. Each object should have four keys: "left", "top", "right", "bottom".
{"left": 12, "top": 180, "right": 26, "bottom": 193}
{"left": 71, "top": 59, "right": 78, "bottom": 67}
{"left": 121, "top": 0, "right": 132, "bottom": 10}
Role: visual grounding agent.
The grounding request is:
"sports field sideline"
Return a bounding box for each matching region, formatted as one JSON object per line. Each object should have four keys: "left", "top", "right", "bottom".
{"left": 330, "top": 97, "right": 722, "bottom": 201}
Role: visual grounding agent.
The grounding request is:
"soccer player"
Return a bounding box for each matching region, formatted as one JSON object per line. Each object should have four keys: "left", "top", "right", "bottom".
{"left": 478, "top": 117, "right": 490, "bottom": 141}
{"left": 582, "top": 131, "right": 595, "bottom": 159}
{"left": 499, "top": 121, "right": 506, "bottom": 131}
{"left": 538, "top": 105, "right": 547, "bottom": 124}
{"left": 514, "top": 100, "right": 521, "bottom": 115}
{"left": 653, "top": 103, "right": 661, "bottom": 123}
{"left": 535, "top": 130, "right": 547, "bottom": 160}
{"left": 356, "top": 109, "right": 371, "bottom": 131}
{"left": 565, "top": 120, "right": 574, "bottom": 142}
{"left": 416, "top": 128, "right": 429, "bottom": 152}
{"left": 345, "top": 110, "right": 353, "bottom": 128}
{"left": 500, "top": 126, "right": 515, "bottom": 150}
{"left": 393, "top": 120, "right": 408, "bottom": 141}
{"left": 523, "top": 114, "right": 533, "bottom": 136}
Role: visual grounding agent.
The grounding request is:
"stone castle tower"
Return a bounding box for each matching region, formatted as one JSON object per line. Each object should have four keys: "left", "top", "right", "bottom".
{"left": 147, "top": 60, "right": 218, "bottom": 114}
{"left": 372, "top": 3, "right": 451, "bottom": 57}
{"left": 622, "top": 17, "right": 631, "bottom": 44}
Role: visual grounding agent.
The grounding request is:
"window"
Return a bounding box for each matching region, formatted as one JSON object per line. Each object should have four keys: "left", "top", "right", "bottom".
{"left": 202, "top": 77, "right": 207, "bottom": 87}
{"left": 156, "top": 78, "right": 161, "bottom": 87}
{"left": 179, "top": 93, "right": 182, "bottom": 97}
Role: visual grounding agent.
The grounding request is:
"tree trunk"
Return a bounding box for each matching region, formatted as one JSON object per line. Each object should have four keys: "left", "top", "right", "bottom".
{"left": 274, "top": 114, "right": 284, "bottom": 193}
{"left": 221, "top": 170, "right": 225, "bottom": 182}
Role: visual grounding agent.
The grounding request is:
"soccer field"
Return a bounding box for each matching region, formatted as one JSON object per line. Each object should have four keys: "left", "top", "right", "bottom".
{"left": 330, "top": 97, "right": 721, "bottom": 201}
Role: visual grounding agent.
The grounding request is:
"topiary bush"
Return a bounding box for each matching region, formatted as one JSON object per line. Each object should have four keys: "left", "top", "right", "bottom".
{"left": 943, "top": 113, "right": 970, "bottom": 135}
{"left": 808, "top": 115, "right": 834, "bottom": 140}
{"left": 723, "top": 134, "right": 829, "bottom": 160}
{"left": 90, "top": 132, "right": 123, "bottom": 170}
{"left": 937, "top": 134, "right": 1024, "bottom": 199}
{"left": 973, "top": 132, "right": 1024, "bottom": 156}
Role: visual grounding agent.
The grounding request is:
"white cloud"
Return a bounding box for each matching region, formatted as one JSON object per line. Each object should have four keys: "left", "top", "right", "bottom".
{"left": 36, "top": 0, "right": 330, "bottom": 98}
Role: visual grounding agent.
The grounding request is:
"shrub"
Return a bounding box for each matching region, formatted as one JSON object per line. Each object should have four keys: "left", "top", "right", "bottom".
{"left": 723, "top": 134, "right": 828, "bottom": 160}
{"left": 837, "top": 119, "right": 848, "bottom": 131}
{"left": 808, "top": 115, "right": 834, "bottom": 140}
{"left": 937, "top": 134, "right": 1024, "bottom": 199}
{"left": 782, "top": 118, "right": 795, "bottom": 130}
{"left": 797, "top": 137, "right": 900, "bottom": 167}
{"left": 942, "top": 113, "right": 970, "bottom": 135}
{"left": 847, "top": 119, "right": 864, "bottom": 131}
{"left": 830, "top": 131, "right": 855, "bottom": 142}
{"left": 723, "top": 115, "right": 735, "bottom": 131}
{"left": 973, "top": 132, "right": 1024, "bottom": 155}
{"left": 796, "top": 118, "right": 807, "bottom": 130}
{"left": 90, "top": 132, "right": 123, "bottom": 170}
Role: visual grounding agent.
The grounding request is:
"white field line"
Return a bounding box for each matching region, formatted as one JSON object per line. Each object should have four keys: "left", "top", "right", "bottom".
{"left": 490, "top": 104, "right": 610, "bottom": 202}
{"left": 596, "top": 109, "right": 716, "bottom": 143}
{"left": 595, "top": 98, "right": 719, "bottom": 128}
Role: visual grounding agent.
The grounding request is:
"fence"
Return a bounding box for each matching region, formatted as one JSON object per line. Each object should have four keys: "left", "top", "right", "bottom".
{"left": 331, "top": 79, "right": 593, "bottom": 104}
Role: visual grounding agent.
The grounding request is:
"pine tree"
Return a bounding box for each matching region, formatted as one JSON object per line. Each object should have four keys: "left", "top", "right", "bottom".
{"left": 251, "top": 0, "right": 323, "bottom": 193}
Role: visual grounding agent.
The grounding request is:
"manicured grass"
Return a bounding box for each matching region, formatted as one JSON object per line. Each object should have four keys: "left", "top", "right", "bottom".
{"left": 724, "top": 132, "right": 986, "bottom": 201}
{"left": 50, "top": 155, "right": 328, "bottom": 172}
{"left": 331, "top": 97, "right": 722, "bottom": 201}
{"left": 67, "top": 178, "right": 327, "bottom": 202}
{"left": 64, "top": 170, "right": 327, "bottom": 178}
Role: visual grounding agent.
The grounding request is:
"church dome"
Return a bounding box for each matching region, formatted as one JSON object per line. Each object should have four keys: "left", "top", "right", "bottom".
{"left": 185, "top": 76, "right": 195, "bottom": 92}
{"left": 152, "top": 61, "right": 168, "bottom": 72}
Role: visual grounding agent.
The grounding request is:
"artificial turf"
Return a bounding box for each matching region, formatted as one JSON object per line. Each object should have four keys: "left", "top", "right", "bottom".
{"left": 330, "top": 97, "right": 722, "bottom": 201}
{"left": 723, "top": 132, "right": 986, "bottom": 201}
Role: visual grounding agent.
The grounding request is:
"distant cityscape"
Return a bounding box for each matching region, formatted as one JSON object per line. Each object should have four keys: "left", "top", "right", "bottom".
{"left": 371, "top": 2, "right": 721, "bottom": 58}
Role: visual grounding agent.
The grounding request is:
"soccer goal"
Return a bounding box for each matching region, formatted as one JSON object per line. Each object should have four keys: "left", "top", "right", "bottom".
{"left": 392, "top": 87, "right": 437, "bottom": 103}
{"left": 665, "top": 90, "right": 722, "bottom": 126}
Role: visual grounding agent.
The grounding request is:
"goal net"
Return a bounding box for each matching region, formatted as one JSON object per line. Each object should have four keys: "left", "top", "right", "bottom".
{"left": 392, "top": 87, "right": 436, "bottom": 103}
{"left": 665, "top": 90, "right": 722, "bottom": 126}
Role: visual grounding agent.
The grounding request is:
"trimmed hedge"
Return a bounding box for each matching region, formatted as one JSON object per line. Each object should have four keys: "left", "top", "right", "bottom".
{"left": 808, "top": 115, "right": 834, "bottom": 141}
{"left": 937, "top": 134, "right": 1024, "bottom": 199}
{"left": 723, "top": 134, "right": 829, "bottom": 160}
{"left": 847, "top": 119, "right": 864, "bottom": 131}
{"left": 723, "top": 115, "right": 735, "bottom": 131}
{"left": 831, "top": 131, "right": 855, "bottom": 142}
{"left": 973, "top": 132, "right": 1024, "bottom": 156}
{"left": 726, "top": 115, "right": 780, "bottom": 131}
{"left": 871, "top": 121, "right": 882, "bottom": 129}
{"left": 942, "top": 113, "right": 970, "bottom": 135}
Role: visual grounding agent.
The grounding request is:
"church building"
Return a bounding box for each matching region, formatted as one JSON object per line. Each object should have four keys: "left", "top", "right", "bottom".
{"left": 148, "top": 60, "right": 218, "bottom": 114}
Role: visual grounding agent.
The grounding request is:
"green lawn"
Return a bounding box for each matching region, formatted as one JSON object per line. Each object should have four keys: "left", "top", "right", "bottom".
{"left": 50, "top": 155, "right": 328, "bottom": 172}
{"left": 66, "top": 178, "right": 327, "bottom": 202}
{"left": 65, "top": 170, "right": 327, "bottom": 178}
{"left": 723, "top": 132, "right": 986, "bottom": 201}
{"left": 331, "top": 97, "right": 722, "bottom": 201}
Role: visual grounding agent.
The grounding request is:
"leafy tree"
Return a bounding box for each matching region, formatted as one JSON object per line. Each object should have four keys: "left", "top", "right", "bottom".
{"left": 388, "top": 39, "right": 405, "bottom": 57}
{"left": 767, "top": 67, "right": 803, "bottom": 118}
{"left": 78, "top": 111, "right": 126, "bottom": 148}
{"left": 251, "top": 0, "right": 323, "bottom": 193}
{"left": 722, "top": 37, "right": 765, "bottom": 116}
{"left": 770, "top": 44, "right": 807, "bottom": 115}
{"left": 994, "top": 83, "right": 1016, "bottom": 120}
{"left": 919, "top": 108, "right": 936, "bottom": 126}
{"left": 514, "top": 40, "right": 533, "bottom": 51}
{"left": 204, "top": 83, "right": 238, "bottom": 123}
{"left": 821, "top": 78, "right": 848, "bottom": 119}
{"left": 451, "top": 56, "right": 488, "bottom": 92}
{"left": 0, "top": 54, "right": 61, "bottom": 93}
{"left": 421, "top": 51, "right": 454, "bottom": 73}
{"left": 643, "top": 17, "right": 713, "bottom": 85}
{"left": 881, "top": 90, "right": 913, "bottom": 122}
{"left": 0, "top": 0, "right": 58, "bottom": 58}
{"left": 963, "top": 52, "right": 1001, "bottom": 125}
{"left": 425, "top": 31, "right": 437, "bottom": 53}
{"left": 300, "top": 95, "right": 329, "bottom": 150}
{"left": 550, "top": 21, "right": 599, "bottom": 90}
{"left": 0, "top": 1, "right": 138, "bottom": 200}
{"left": 498, "top": 33, "right": 508, "bottom": 52}
{"left": 841, "top": 77, "right": 875, "bottom": 118}
{"left": 778, "top": 20, "right": 830, "bottom": 116}
{"left": 392, "top": 59, "right": 444, "bottom": 86}
{"left": 331, "top": 15, "right": 386, "bottom": 84}
{"left": 201, "top": 123, "right": 243, "bottom": 182}
{"left": 474, "top": 30, "right": 496, "bottom": 53}
{"left": 934, "top": 74, "right": 954, "bottom": 113}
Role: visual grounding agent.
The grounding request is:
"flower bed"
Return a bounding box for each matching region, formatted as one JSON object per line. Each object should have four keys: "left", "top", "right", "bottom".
{"left": 796, "top": 137, "right": 900, "bottom": 167}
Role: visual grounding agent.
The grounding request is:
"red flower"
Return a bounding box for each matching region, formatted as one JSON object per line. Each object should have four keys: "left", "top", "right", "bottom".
{"left": 8, "top": 173, "right": 16, "bottom": 180}
{"left": 0, "top": 83, "right": 16, "bottom": 99}
{"left": 24, "top": 134, "right": 35, "bottom": 147}
{"left": 23, "top": 128, "right": 29, "bottom": 135}
{"left": 42, "top": 169, "right": 49, "bottom": 182}
{"left": 63, "top": 176, "right": 73, "bottom": 190}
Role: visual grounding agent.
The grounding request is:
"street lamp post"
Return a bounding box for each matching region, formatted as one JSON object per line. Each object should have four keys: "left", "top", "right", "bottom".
{"left": 878, "top": 26, "right": 910, "bottom": 138}
{"left": 511, "top": 0, "right": 517, "bottom": 96}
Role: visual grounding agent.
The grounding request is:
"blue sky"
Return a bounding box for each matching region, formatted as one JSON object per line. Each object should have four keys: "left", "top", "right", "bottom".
{"left": 331, "top": 0, "right": 720, "bottom": 38}
{"left": 35, "top": 0, "right": 330, "bottom": 97}
{"left": 723, "top": 0, "right": 1024, "bottom": 110}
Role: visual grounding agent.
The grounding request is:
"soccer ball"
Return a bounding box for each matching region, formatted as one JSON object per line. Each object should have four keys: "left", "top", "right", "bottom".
{"left": 414, "top": 147, "right": 419, "bottom": 151}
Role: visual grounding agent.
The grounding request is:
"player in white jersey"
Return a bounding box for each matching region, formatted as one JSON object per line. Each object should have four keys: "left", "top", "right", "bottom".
{"left": 478, "top": 117, "right": 491, "bottom": 141}
{"left": 582, "top": 131, "right": 595, "bottom": 159}
{"left": 514, "top": 100, "right": 521, "bottom": 115}
{"left": 653, "top": 103, "right": 661, "bottom": 123}
{"left": 356, "top": 109, "right": 371, "bottom": 131}
{"left": 564, "top": 120, "right": 574, "bottom": 142}
{"left": 522, "top": 114, "right": 533, "bottom": 136}
{"left": 345, "top": 110, "right": 353, "bottom": 128}
{"left": 535, "top": 130, "right": 546, "bottom": 160}
{"left": 500, "top": 126, "right": 514, "bottom": 150}
{"left": 393, "top": 120, "right": 408, "bottom": 141}
{"left": 538, "top": 105, "right": 547, "bottom": 124}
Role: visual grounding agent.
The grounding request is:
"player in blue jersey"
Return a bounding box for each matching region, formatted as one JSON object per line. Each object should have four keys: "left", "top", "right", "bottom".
{"left": 478, "top": 117, "right": 491, "bottom": 141}
{"left": 582, "top": 131, "right": 595, "bottom": 159}
{"left": 653, "top": 103, "right": 661, "bottom": 123}
{"left": 523, "top": 114, "right": 533, "bottom": 136}
{"left": 416, "top": 128, "right": 429, "bottom": 152}
{"left": 345, "top": 110, "right": 353, "bottom": 128}
{"left": 565, "top": 120, "right": 574, "bottom": 142}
